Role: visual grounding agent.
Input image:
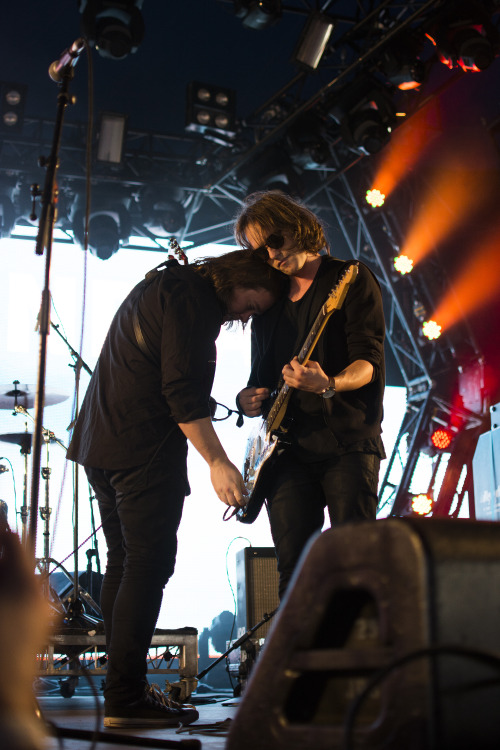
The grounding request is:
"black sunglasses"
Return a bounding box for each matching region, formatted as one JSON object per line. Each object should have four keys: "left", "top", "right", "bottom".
{"left": 253, "top": 232, "right": 285, "bottom": 258}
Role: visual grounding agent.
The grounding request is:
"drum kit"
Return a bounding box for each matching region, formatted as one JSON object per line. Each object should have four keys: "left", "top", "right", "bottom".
{"left": 0, "top": 380, "right": 68, "bottom": 555}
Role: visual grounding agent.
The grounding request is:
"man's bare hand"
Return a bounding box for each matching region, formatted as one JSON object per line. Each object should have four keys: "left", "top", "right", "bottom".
{"left": 237, "top": 386, "right": 270, "bottom": 417}
{"left": 282, "top": 357, "right": 329, "bottom": 394}
{"left": 210, "top": 457, "right": 248, "bottom": 507}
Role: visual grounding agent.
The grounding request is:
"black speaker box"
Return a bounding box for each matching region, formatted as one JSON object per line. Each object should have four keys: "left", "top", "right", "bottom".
{"left": 236, "top": 547, "right": 279, "bottom": 640}
{"left": 227, "top": 518, "right": 500, "bottom": 750}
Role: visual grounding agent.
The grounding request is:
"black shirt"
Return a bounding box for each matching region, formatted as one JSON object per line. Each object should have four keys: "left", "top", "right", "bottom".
{"left": 67, "top": 262, "right": 223, "bottom": 470}
{"left": 248, "top": 256, "right": 386, "bottom": 460}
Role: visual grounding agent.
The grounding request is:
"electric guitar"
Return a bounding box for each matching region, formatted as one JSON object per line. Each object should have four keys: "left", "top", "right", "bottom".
{"left": 236, "top": 262, "right": 359, "bottom": 524}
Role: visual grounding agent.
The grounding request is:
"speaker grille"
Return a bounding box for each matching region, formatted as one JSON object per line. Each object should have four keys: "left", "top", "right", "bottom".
{"left": 236, "top": 548, "right": 279, "bottom": 640}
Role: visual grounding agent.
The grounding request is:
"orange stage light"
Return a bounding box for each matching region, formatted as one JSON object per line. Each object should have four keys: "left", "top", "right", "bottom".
{"left": 412, "top": 493, "right": 433, "bottom": 515}
{"left": 366, "top": 188, "right": 385, "bottom": 207}
{"left": 432, "top": 224, "right": 500, "bottom": 333}
{"left": 369, "top": 103, "right": 440, "bottom": 200}
{"left": 399, "top": 157, "right": 488, "bottom": 267}
{"left": 393, "top": 254, "right": 413, "bottom": 275}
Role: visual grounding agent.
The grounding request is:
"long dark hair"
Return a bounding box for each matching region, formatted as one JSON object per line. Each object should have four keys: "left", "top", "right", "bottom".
{"left": 234, "top": 190, "right": 329, "bottom": 255}
{"left": 192, "top": 248, "right": 288, "bottom": 311}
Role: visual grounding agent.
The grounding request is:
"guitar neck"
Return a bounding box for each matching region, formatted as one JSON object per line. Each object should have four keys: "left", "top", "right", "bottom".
{"left": 265, "top": 303, "right": 333, "bottom": 434}
{"left": 265, "top": 262, "right": 358, "bottom": 436}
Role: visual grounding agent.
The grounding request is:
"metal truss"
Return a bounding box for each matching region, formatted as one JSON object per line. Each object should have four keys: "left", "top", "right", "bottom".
{"left": 1, "top": 0, "right": 493, "bottom": 516}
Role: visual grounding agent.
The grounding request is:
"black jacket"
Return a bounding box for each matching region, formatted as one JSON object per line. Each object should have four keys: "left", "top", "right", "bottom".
{"left": 247, "top": 256, "right": 386, "bottom": 452}
{"left": 67, "top": 262, "right": 223, "bottom": 469}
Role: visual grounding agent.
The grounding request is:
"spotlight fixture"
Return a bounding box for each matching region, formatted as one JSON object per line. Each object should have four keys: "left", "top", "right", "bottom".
{"left": 327, "top": 77, "right": 396, "bottom": 156}
{"left": 411, "top": 493, "right": 433, "bottom": 515}
{"left": 293, "top": 12, "right": 336, "bottom": 71}
{"left": 430, "top": 427, "right": 453, "bottom": 451}
{"left": 285, "top": 112, "right": 330, "bottom": 170}
{"left": 427, "top": 1, "right": 499, "bottom": 73}
{"left": 234, "top": 0, "right": 282, "bottom": 31}
{"left": 422, "top": 320, "right": 442, "bottom": 340}
{"left": 237, "top": 143, "right": 303, "bottom": 196}
{"left": 79, "top": 0, "right": 145, "bottom": 59}
{"left": 0, "top": 194, "right": 16, "bottom": 239}
{"left": 393, "top": 255, "right": 414, "bottom": 275}
{"left": 0, "top": 178, "right": 21, "bottom": 238}
{"left": 186, "top": 82, "right": 237, "bottom": 139}
{"left": 0, "top": 81, "right": 27, "bottom": 132}
{"left": 378, "top": 33, "right": 426, "bottom": 90}
{"left": 71, "top": 188, "right": 131, "bottom": 260}
{"left": 366, "top": 188, "right": 385, "bottom": 208}
{"left": 96, "top": 112, "right": 128, "bottom": 164}
{"left": 140, "top": 186, "right": 186, "bottom": 236}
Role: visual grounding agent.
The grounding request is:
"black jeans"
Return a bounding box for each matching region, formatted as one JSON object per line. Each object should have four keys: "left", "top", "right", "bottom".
{"left": 266, "top": 450, "right": 380, "bottom": 599}
{"left": 85, "top": 442, "right": 188, "bottom": 706}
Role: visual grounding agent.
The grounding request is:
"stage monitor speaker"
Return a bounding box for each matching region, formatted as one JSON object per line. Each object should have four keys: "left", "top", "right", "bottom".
{"left": 236, "top": 547, "right": 279, "bottom": 641}
{"left": 227, "top": 518, "right": 500, "bottom": 750}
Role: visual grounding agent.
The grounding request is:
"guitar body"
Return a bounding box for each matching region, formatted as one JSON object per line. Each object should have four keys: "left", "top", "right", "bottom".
{"left": 236, "top": 421, "right": 279, "bottom": 523}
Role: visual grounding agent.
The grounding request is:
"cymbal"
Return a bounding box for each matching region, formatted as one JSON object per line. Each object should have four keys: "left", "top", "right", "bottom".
{"left": 0, "top": 432, "right": 32, "bottom": 450}
{"left": 0, "top": 384, "right": 68, "bottom": 409}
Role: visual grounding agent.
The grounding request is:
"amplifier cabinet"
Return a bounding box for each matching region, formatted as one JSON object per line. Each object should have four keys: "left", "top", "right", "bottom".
{"left": 236, "top": 547, "right": 279, "bottom": 641}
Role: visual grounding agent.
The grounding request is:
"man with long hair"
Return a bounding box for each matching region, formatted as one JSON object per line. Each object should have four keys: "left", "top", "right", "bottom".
{"left": 235, "top": 191, "right": 386, "bottom": 598}
{"left": 67, "top": 248, "right": 286, "bottom": 728}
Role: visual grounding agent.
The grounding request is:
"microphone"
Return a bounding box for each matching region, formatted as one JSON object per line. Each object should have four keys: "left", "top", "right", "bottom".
{"left": 0, "top": 465, "right": 9, "bottom": 474}
{"left": 48, "top": 38, "right": 86, "bottom": 83}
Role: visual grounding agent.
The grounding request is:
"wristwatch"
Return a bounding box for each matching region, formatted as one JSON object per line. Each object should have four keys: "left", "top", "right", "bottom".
{"left": 320, "top": 377, "right": 336, "bottom": 399}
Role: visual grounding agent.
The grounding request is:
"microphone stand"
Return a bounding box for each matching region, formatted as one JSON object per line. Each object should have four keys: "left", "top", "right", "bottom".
{"left": 29, "top": 61, "right": 79, "bottom": 558}
{"left": 196, "top": 608, "right": 278, "bottom": 691}
{"left": 49, "top": 322, "right": 102, "bottom": 624}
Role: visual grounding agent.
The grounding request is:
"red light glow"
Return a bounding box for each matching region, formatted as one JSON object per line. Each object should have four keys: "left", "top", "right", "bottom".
{"left": 430, "top": 428, "right": 453, "bottom": 451}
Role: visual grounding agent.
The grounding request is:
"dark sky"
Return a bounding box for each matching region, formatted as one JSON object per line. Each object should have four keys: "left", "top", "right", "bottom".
{"left": 0, "top": 1, "right": 307, "bottom": 134}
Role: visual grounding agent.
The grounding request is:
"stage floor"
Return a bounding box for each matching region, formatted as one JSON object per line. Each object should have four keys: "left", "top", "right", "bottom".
{"left": 39, "top": 691, "right": 239, "bottom": 750}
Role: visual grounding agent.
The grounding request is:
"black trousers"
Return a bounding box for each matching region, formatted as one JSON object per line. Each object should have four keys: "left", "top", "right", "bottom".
{"left": 266, "top": 450, "right": 380, "bottom": 599}
{"left": 85, "top": 441, "right": 188, "bottom": 706}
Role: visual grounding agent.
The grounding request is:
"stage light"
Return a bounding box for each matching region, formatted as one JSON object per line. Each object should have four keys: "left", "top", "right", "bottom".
{"left": 237, "top": 143, "right": 303, "bottom": 196}
{"left": 0, "top": 81, "right": 27, "bottom": 132}
{"left": 0, "top": 178, "right": 20, "bottom": 238}
{"left": 411, "top": 493, "right": 433, "bottom": 515}
{"left": 71, "top": 188, "right": 131, "bottom": 260}
{"left": 140, "top": 186, "right": 186, "bottom": 236}
{"left": 378, "top": 34, "right": 426, "bottom": 90}
{"left": 366, "top": 188, "right": 385, "bottom": 207}
{"left": 0, "top": 194, "right": 16, "bottom": 239}
{"left": 393, "top": 255, "right": 414, "bottom": 275}
{"left": 96, "top": 112, "right": 127, "bottom": 164}
{"left": 79, "top": 0, "right": 145, "bottom": 59}
{"left": 422, "top": 320, "right": 442, "bottom": 340}
{"left": 430, "top": 427, "right": 453, "bottom": 451}
{"left": 327, "top": 77, "right": 396, "bottom": 156}
{"left": 293, "top": 12, "right": 336, "bottom": 71}
{"left": 285, "top": 112, "right": 330, "bottom": 170}
{"left": 186, "top": 82, "right": 237, "bottom": 140}
{"left": 427, "top": 2, "right": 499, "bottom": 73}
{"left": 234, "top": 0, "right": 282, "bottom": 30}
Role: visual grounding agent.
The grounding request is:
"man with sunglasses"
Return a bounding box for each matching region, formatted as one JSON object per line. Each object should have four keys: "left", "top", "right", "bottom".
{"left": 234, "top": 191, "right": 386, "bottom": 599}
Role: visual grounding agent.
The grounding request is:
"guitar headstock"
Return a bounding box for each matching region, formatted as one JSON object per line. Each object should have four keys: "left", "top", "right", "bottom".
{"left": 324, "top": 262, "right": 359, "bottom": 314}
{"left": 168, "top": 237, "right": 188, "bottom": 265}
